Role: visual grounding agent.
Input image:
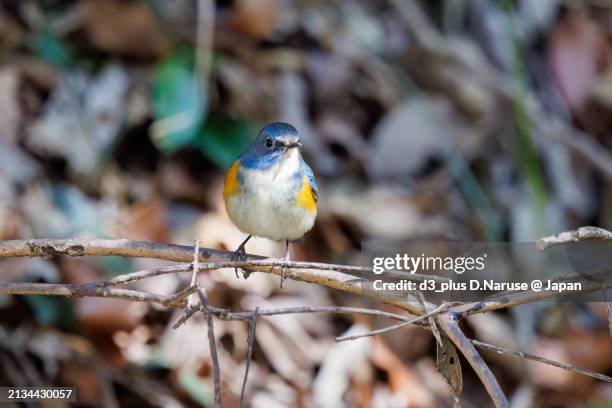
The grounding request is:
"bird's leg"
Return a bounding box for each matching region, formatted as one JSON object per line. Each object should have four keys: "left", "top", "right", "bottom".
{"left": 280, "top": 240, "right": 291, "bottom": 289}
{"left": 232, "top": 235, "right": 252, "bottom": 279}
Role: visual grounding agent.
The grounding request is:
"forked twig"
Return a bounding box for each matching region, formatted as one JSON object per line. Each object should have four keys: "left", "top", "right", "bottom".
{"left": 417, "top": 291, "right": 443, "bottom": 348}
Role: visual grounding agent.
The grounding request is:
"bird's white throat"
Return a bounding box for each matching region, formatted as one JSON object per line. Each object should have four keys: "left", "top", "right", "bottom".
{"left": 272, "top": 147, "right": 301, "bottom": 181}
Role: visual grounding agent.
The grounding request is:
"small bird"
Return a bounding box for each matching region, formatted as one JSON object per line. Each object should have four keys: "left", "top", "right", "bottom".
{"left": 223, "top": 122, "right": 318, "bottom": 284}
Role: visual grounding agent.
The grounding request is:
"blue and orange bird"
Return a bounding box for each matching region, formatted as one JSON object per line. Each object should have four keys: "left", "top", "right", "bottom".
{"left": 223, "top": 122, "right": 318, "bottom": 283}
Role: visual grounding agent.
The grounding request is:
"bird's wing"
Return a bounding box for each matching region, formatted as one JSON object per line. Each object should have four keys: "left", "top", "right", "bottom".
{"left": 300, "top": 157, "right": 319, "bottom": 202}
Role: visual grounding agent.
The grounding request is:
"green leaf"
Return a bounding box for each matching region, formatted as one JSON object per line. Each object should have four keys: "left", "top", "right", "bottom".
{"left": 194, "top": 116, "right": 256, "bottom": 169}
{"left": 25, "top": 296, "right": 76, "bottom": 328}
{"left": 152, "top": 48, "right": 206, "bottom": 152}
{"left": 178, "top": 369, "right": 215, "bottom": 407}
{"left": 31, "top": 30, "right": 74, "bottom": 67}
{"left": 93, "top": 256, "right": 134, "bottom": 277}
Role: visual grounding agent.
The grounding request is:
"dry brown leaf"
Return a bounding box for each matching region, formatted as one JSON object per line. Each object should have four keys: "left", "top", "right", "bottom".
{"left": 229, "top": 0, "right": 280, "bottom": 40}
{"left": 60, "top": 361, "right": 106, "bottom": 406}
{"left": 80, "top": 0, "right": 171, "bottom": 59}
{"left": 436, "top": 336, "right": 462, "bottom": 402}
{"left": 566, "top": 329, "right": 612, "bottom": 375}
{"left": 550, "top": 11, "right": 607, "bottom": 111}
{"left": 370, "top": 338, "right": 435, "bottom": 408}
{"left": 0, "top": 68, "right": 21, "bottom": 144}
{"left": 117, "top": 199, "right": 171, "bottom": 243}
{"left": 0, "top": 8, "right": 25, "bottom": 49}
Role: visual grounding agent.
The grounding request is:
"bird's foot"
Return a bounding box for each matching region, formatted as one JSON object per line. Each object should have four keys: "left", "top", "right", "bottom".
{"left": 231, "top": 247, "right": 247, "bottom": 279}
{"left": 279, "top": 242, "right": 292, "bottom": 289}
{"left": 280, "top": 264, "right": 291, "bottom": 289}
{"left": 232, "top": 235, "right": 252, "bottom": 279}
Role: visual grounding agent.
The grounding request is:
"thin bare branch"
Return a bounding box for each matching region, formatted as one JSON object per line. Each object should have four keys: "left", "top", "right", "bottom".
{"left": 174, "top": 305, "right": 418, "bottom": 329}
{"left": 0, "top": 282, "right": 176, "bottom": 306}
{"left": 198, "top": 287, "right": 221, "bottom": 408}
{"left": 532, "top": 108, "right": 612, "bottom": 180}
{"left": 239, "top": 307, "right": 258, "bottom": 408}
{"left": 101, "top": 264, "right": 192, "bottom": 286}
{"left": 335, "top": 303, "right": 449, "bottom": 342}
{"left": 536, "top": 226, "right": 612, "bottom": 250}
{"left": 471, "top": 339, "right": 612, "bottom": 384}
{"left": 187, "top": 240, "right": 200, "bottom": 310}
{"left": 455, "top": 275, "right": 612, "bottom": 317}
{"left": 161, "top": 285, "right": 199, "bottom": 307}
{"left": 417, "top": 291, "right": 443, "bottom": 348}
{"left": 190, "top": 241, "right": 200, "bottom": 287}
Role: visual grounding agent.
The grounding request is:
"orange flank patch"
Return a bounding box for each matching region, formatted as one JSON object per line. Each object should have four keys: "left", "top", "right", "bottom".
{"left": 223, "top": 161, "right": 241, "bottom": 200}
{"left": 296, "top": 176, "right": 317, "bottom": 212}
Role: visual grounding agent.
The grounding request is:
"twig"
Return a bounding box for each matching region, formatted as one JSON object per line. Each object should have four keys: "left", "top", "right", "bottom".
{"left": 0, "top": 282, "right": 177, "bottom": 305}
{"left": 531, "top": 106, "right": 612, "bottom": 180}
{"left": 190, "top": 241, "right": 200, "bottom": 287}
{"left": 536, "top": 227, "right": 612, "bottom": 338}
{"left": 470, "top": 339, "right": 612, "bottom": 384}
{"left": 97, "top": 263, "right": 193, "bottom": 286}
{"left": 197, "top": 287, "right": 221, "bottom": 408}
{"left": 454, "top": 275, "right": 612, "bottom": 317}
{"left": 604, "top": 294, "right": 612, "bottom": 338}
{"left": 174, "top": 305, "right": 420, "bottom": 330}
{"left": 417, "top": 291, "right": 443, "bottom": 348}
{"left": 187, "top": 240, "right": 200, "bottom": 311}
{"left": 335, "top": 302, "right": 449, "bottom": 342}
{"left": 239, "top": 307, "right": 258, "bottom": 408}
{"left": 535, "top": 226, "right": 612, "bottom": 250}
{"left": 161, "top": 285, "right": 199, "bottom": 307}
{"left": 477, "top": 269, "right": 612, "bottom": 302}
{"left": 195, "top": 0, "right": 214, "bottom": 96}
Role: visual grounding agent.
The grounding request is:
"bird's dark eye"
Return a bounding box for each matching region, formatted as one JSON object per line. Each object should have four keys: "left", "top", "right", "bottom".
{"left": 265, "top": 137, "right": 274, "bottom": 149}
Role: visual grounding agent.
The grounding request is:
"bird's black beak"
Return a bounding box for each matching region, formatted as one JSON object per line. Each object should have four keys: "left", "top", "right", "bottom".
{"left": 287, "top": 142, "right": 302, "bottom": 149}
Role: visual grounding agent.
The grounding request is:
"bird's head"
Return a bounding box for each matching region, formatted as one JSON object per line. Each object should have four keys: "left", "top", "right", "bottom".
{"left": 240, "top": 122, "right": 302, "bottom": 169}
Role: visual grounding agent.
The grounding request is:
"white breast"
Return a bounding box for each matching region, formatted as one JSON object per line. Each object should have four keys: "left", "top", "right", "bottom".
{"left": 225, "top": 150, "right": 317, "bottom": 241}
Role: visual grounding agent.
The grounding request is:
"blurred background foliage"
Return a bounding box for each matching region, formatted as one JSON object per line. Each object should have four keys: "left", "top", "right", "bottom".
{"left": 0, "top": 0, "right": 611, "bottom": 406}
